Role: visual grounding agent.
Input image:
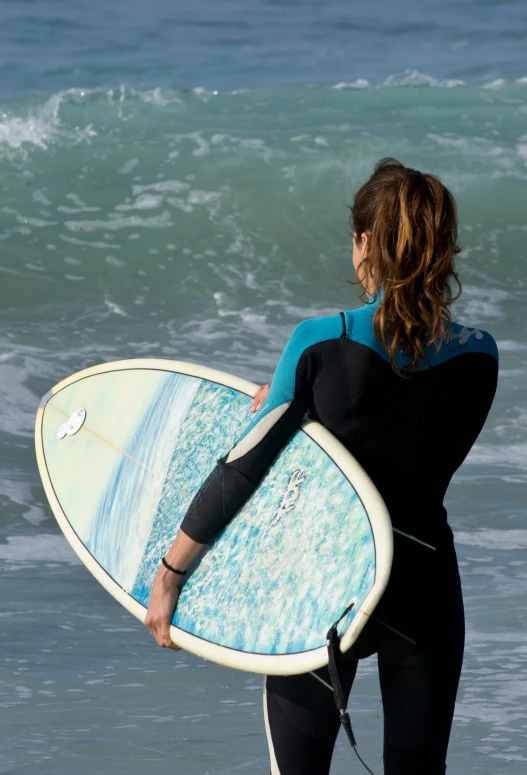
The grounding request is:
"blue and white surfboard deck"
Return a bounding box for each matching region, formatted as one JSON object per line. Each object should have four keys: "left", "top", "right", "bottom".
{"left": 35, "top": 360, "right": 392, "bottom": 675}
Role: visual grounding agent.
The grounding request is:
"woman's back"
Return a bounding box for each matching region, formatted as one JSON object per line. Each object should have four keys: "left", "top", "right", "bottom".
{"left": 293, "top": 299, "right": 499, "bottom": 545}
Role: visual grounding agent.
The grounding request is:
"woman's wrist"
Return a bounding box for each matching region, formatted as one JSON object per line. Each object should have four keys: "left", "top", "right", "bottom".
{"left": 160, "top": 528, "right": 204, "bottom": 580}
{"left": 161, "top": 556, "right": 187, "bottom": 576}
{"left": 157, "top": 563, "right": 183, "bottom": 592}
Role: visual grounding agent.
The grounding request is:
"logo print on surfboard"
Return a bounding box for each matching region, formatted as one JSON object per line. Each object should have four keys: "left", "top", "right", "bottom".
{"left": 272, "top": 469, "right": 307, "bottom": 526}
{"left": 57, "top": 408, "right": 86, "bottom": 440}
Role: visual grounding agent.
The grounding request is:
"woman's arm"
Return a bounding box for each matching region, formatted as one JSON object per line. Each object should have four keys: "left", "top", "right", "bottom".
{"left": 144, "top": 530, "right": 203, "bottom": 649}
{"left": 145, "top": 383, "right": 271, "bottom": 648}
{"left": 144, "top": 315, "right": 342, "bottom": 648}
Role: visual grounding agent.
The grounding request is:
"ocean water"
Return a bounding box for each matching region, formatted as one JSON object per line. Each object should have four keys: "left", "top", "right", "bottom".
{"left": 1, "top": 1, "right": 526, "bottom": 773}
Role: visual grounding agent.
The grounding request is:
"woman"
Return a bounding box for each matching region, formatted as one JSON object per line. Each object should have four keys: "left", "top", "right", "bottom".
{"left": 145, "top": 158, "right": 499, "bottom": 774}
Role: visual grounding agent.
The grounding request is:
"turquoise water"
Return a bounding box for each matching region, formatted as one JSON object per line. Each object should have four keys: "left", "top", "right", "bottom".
{"left": 1, "top": 1, "right": 526, "bottom": 773}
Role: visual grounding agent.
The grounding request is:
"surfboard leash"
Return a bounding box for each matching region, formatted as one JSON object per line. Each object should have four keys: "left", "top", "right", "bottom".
{"left": 324, "top": 603, "right": 378, "bottom": 775}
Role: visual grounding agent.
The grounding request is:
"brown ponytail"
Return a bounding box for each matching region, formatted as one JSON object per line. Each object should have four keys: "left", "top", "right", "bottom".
{"left": 349, "top": 158, "right": 462, "bottom": 378}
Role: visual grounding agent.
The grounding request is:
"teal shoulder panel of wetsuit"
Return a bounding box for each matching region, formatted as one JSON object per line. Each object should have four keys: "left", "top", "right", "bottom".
{"left": 238, "top": 313, "right": 343, "bottom": 438}
{"left": 342, "top": 299, "right": 499, "bottom": 370}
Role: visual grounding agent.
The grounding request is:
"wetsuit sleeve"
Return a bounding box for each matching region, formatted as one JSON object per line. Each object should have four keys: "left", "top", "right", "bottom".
{"left": 179, "top": 319, "right": 326, "bottom": 544}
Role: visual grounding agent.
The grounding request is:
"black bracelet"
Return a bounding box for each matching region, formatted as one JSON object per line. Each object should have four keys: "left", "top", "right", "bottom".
{"left": 162, "top": 557, "right": 187, "bottom": 576}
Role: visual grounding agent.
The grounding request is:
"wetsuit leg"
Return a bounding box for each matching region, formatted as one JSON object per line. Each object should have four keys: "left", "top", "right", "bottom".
{"left": 263, "top": 543, "right": 464, "bottom": 775}
{"left": 378, "top": 549, "right": 465, "bottom": 775}
{"left": 264, "top": 661, "right": 358, "bottom": 775}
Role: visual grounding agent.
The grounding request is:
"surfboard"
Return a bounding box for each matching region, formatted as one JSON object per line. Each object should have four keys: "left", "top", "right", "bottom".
{"left": 35, "top": 359, "right": 392, "bottom": 675}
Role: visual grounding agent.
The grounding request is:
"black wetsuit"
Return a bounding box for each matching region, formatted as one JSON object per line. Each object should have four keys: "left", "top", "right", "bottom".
{"left": 180, "top": 294, "right": 499, "bottom": 774}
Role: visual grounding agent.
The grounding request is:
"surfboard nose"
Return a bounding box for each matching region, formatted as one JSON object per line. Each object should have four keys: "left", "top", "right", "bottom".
{"left": 39, "top": 390, "right": 53, "bottom": 409}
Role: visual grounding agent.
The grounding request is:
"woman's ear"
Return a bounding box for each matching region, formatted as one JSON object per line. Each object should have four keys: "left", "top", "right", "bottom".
{"left": 361, "top": 232, "right": 370, "bottom": 255}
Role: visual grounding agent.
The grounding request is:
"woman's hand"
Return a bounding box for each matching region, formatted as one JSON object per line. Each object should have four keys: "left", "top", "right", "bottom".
{"left": 250, "top": 383, "right": 271, "bottom": 413}
{"left": 144, "top": 530, "right": 204, "bottom": 650}
{"left": 144, "top": 565, "right": 182, "bottom": 650}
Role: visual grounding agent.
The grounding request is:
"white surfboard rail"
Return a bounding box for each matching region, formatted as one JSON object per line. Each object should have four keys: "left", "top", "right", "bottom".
{"left": 35, "top": 358, "right": 393, "bottom": 675}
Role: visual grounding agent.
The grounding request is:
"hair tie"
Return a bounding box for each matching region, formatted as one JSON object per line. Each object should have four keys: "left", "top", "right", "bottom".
{"left": 162, "top": 557, "right": 187, "bottom": 575}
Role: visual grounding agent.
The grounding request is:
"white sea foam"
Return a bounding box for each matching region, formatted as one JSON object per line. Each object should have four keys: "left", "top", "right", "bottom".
{"left": 332, "top": 71, "right": 466, "bottom": 90}
{"left": 495, "top": 408, "right": 527, "bottom": 444}
{"left": 169, "top": 130, "right": 210, "bottom": 157}
{"left": 64, "top": 212, "right": 174, "bottom": 232}
{"left": 2, "top": 74, "right": 526, "bottom": 162}
{"left": 456, "top": 285, "right": 511, "bottom": 322}
{"left": 1, "top": 77, "right": 524, "bottom": 166}
{"left": 32, "top": 190, "right": 52, "bottom": 206}
{"left": 0, "top": 364, "right": 40, "bottom": 439}
{"left": 58, "top": 193, "right": 100, "bottom": 214}
{"left": 383, "top": 69, "right": 465, "bottom": 88}
{"left": 0, "top": 113, "right": 56, "bottom": 153}
{"left": 0, "top": 85, "right": 182, "bottom": 160}
{"left": 0, "top": 534, "right": 80, "bottom": 563}
{"left": 483, "top": 79, "right": 507, "bottom": 90}
{"left": 516, "top": 134, "right": 527, "bottom": 161}
{"left": 465, "top": 443, "right": 527, "bottom": 471}
{"left": 105, "top": 255, "right": 127, "bottom": 268}
{"left": 210, "top": 134, "right": 266, "bottom": 150}
{"left": 119, "top": 158, "right": 139, "bottom": 174}
{"left": 0, "top": 92, "right": 96, "bottom": 159}
{"left": 116, "top": 194, "right": 164, "bottom": 212}
{"left": 59, "top": 234, "right": 121, "bottom": 249}
{"left": 332, "top": 80, "right": 370, "bottom": 90}
{"left": 138, "top": 87, "right": 183, "bottom": 107}
{"left": 64, "top": 274, "right": 85, "bottom": 282}
{"left": 427, "top": 134, "right": 522, "bottom": 175}
{"left": 455, "top": 530, "right": 527, "bottom": 551}
{"left": 191, "top": 87, "right": 221, "bottom": 101}
{"left": 132, "top": 180, "right": 190, "bottom": 195}
{"left": 104, "top": 298, "right": 128, "bottom": 317}
{"left": 496, "top": 340, "right": 527, "bottom": 352}
{"left": 186, "top": 189, "right": 222, "bottom": 216}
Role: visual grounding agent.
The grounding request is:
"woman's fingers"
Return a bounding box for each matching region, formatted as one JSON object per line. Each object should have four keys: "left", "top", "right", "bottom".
{"left": 250, "top": 383, "right": 271, "bottom": 413}
{"left": 144, "top": 567, "right": 182, "bottom": 649}
{"left": 250, "top": 386, "right": 264, "bottom": 413}
{"left": 145, "top": 610, "right": 181, "bottom": 649}
{"left": 144, "top": 613, "right": 175, "bottom": 648}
